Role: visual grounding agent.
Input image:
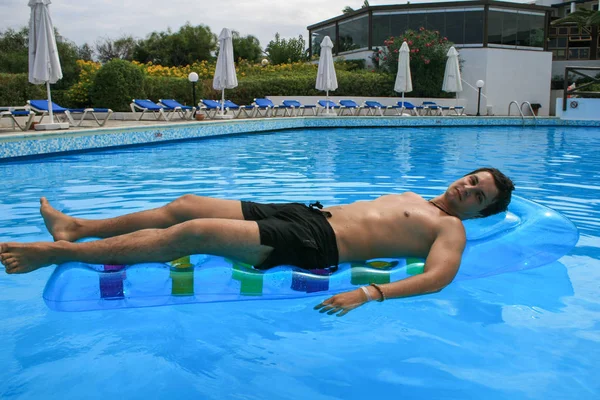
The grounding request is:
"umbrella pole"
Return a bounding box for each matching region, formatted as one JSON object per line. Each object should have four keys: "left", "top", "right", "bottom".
{"left": 326, "top": 90, "right": 329, "bottom": 113}
{"left": 221, "top": 89, "right": 225, "bottom": 116}
{"left": 46, "top": 81, "right": 55, "bottom": 123}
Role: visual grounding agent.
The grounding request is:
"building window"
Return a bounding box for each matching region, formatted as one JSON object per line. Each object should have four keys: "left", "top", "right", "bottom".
{"left": 372, "top": 12, "right": 409, "bottom": 47}
{"left": 338, "top": 15, "right": 369, "bottom": 52}
{"left": 488, "top": 8, "right": 545, "bottom": 48}
{"left": 371, "top": 8, "right": 483, "bottom": 47}
{"left": 311, "top": 25, "right": 336, "bottom": 56}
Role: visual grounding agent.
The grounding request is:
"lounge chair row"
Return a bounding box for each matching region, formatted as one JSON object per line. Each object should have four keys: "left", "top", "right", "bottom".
{"left": 197, "top": 98, "right": 465, "bottom": 119}
{"left": 1, "top": 98, "right": 466, "bottom": 132}
{"left": 1, "top": 100, "right": 114, "bottom": 131}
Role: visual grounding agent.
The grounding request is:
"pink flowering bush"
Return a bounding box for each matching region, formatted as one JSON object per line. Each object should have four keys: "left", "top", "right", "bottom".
{"left": 374, "top": 27, "right": 456, "bottom": 97}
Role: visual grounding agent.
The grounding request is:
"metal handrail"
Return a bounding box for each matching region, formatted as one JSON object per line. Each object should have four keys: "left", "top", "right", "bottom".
{"left": 520, "top": 101, "right": 537, "bottom": 123}
{"left": 508, "top": 101, "right": 524, "bottom": 119}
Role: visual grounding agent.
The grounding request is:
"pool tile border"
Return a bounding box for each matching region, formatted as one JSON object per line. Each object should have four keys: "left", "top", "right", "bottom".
{"left": 1, "top": 116, "right": 599, "bottom": 161}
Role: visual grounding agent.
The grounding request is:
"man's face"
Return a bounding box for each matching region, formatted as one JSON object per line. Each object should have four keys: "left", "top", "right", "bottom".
{"left": 445, "top": 171, "right": 500, "bottom": 219}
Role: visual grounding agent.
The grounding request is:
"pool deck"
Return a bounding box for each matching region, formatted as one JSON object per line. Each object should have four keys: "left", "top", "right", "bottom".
{"left": 1, "top": 115, "right": 599, "bottom": 161}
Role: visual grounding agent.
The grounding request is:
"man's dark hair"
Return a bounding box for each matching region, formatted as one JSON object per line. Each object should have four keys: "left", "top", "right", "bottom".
{"left": 464, "top": 167, "right": 515, "bottom": 217}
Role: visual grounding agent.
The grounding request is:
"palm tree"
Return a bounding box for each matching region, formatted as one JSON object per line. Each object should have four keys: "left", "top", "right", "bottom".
{"left": 551, "top": 8, "right": 600, "bottom": 28}
{"left": 343, "top": 0, "right": 370, "bottom": 14}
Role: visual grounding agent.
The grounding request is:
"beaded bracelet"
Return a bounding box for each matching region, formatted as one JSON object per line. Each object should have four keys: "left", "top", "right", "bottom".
{"left": 360, "top": 286, "right": 373, "bottom": 302}
{"left": 370, "top": 283, "right": 386, "bottom": 302}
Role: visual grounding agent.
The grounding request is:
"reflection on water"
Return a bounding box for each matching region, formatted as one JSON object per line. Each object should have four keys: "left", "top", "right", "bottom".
{"left": 1, "top": 126, "right": 599, "bottom": 399}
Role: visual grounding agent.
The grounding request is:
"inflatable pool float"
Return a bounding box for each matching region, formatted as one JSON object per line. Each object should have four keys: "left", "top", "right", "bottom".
{"left": 43, "top": 196, "right": 579, "bottom": 311}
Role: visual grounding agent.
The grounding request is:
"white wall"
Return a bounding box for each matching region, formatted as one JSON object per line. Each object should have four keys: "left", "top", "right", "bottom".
{"left": 556, "top": 98, "right": 600, "bottom": 120}
{"left": 458, "top": 48, "right": 553, "bottom": 116}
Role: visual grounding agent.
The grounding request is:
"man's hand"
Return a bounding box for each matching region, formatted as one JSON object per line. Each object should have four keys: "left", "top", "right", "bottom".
{"left": 314, "top": 289, "right": 368, "bottom": 317}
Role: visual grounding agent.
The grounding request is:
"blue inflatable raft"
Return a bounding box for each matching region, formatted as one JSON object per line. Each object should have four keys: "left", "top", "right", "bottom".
{"left": 43, "top": 196, "right": 579, "bottom": 312}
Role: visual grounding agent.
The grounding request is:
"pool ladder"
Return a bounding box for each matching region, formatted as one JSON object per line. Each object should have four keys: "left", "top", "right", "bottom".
{"left": 508, "top": 101, "right": 537, "bottom": 125}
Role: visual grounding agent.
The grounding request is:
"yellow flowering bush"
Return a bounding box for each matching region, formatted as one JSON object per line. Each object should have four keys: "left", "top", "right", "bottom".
{"left": 66, "top": 60, "right": 101, "bottom": 107}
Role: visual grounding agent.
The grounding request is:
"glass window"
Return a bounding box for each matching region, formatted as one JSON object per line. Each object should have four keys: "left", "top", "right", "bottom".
{"left": 311, "top": 25, "right": 336, "bottom": 56}
{"left": 553, "top": 49, "right": 566, "bottom": 59}
{"left": 488, "top": 10, "right": 503, "bottom": 45}
{"left": 408, "top": 12, "right": 428, "bottom": 32}
{"left": 445, "top": 11, "right": 465, "bottom": 44}
{"left": 502, "top": 11, "right": 518, "bottom": 45}
{"left": 558, "top": 27, "right": 568, "bottom": 35}
{"left": 464, "top": 11, "right": 484, "bottom": 43}
{"left": 426, "top": 12, "right": 446, "bottom": 36}
{"left": 488, "top": 9, "right": 543, "bottom": 47}
{"left": 516, "top": 12, "right": 545, "bottom": 47}
{"left": 338, "top": 15, "right": 369, "bottom": 52}
{"left": 372, "top": 13, "right": 409, "bottom": 46}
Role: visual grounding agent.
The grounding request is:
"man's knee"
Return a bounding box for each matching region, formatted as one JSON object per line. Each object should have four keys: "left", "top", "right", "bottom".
{"left": 166, "top": 194, "right": 203, "bottom": 222}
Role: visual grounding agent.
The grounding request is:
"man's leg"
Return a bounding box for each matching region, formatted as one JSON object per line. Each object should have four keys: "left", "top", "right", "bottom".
{"left": 1, "top": 218, "right": 272, "bottom": 274}
{"left": 42, "top": 195, "right": 246, "bottom": 242}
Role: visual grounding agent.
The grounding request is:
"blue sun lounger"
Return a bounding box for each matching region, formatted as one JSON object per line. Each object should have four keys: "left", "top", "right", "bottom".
{"left": 28, "top": 100, "right": 113, "bottom": 126}
{"left": 280, "top": 100, "right": 317, "bottom": 117}
{"left": 363, "top": 101, "right": 399, "bottom": 116}
{"left": 198, "top": 100, "right": 222, "bottom": 119}
{"left": 130, "top": 99, "right": 169, "bottom": 121}
{"left": 158, "top": 99, "right": 196, "bottom": 120}
{"left": 253, "top": 98, "right": 282, "bottom": 117}
{"left": 338, "top": 99, "right": 364, "bottom": 116}
{"left": 396, "top": 101, "right": 419, "bottom": 116}
{"left": 317, "top": 100, "right": 341, "bottom": 116}
{"left": 222, "top": 100, "right": 257, "bottom": 118}
{"left": 0, "top": 109, "right": 35, "bottom": 131}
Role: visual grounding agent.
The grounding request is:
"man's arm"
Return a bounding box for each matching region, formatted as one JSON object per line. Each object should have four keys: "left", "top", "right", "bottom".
{"left": 314, "top": 220, "right": 466, "bottom": 316}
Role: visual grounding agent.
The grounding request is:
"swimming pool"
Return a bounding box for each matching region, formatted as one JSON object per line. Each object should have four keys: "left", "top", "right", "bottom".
{"left": 1, "top": 126, "right": 599, "bottom": 399}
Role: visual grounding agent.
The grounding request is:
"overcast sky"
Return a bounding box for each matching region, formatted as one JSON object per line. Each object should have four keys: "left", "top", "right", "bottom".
{"left": 1, "top": 0, "right": 532, "bottom": 50}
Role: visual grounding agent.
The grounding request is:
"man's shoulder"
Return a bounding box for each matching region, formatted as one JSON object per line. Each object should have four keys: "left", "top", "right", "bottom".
{"left": 437, "top": 216, "right": 466, "bottom": 239}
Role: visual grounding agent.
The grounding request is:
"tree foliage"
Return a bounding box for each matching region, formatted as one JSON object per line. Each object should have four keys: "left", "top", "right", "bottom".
{"left": 232, "top": 31, "right": 263, "bottom": 62}
{"left": 0, "top": 28, "right": 29, "bottom": 74}
{"left": 551, "top": 8, "right": 600, "bottom": 28}
{"left": 265, "top": 34, "right": 307, "bottom": 65}
{"left": 376, "top": 27, "right": 454, "bottom": 98}
{"left": 342, "top": 0, "right": 369, "bottom": 14}
{"left": 95, "top": 35, "right": 136, "bottom": 63}
{"left": 0, "top": 27, "right": 81, "bottom": 88}
{"left": 133, "top": 23, "right": 217, "bottom": 67}
{"left": 90, "top": 59, "right": 145, "bottom": 111}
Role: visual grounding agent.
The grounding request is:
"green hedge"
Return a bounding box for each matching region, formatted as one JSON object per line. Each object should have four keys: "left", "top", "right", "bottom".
{"left": 0, "top": 61, "right": 454, "bottom": 110}
{"left": 90, "top": 59, "right": 146, "bottom": 112}
{"left": 0, "top": 73, "right": 70, "bottom": 106}
{"left": 144, "top": 76, "right": 201, "bottom": 108}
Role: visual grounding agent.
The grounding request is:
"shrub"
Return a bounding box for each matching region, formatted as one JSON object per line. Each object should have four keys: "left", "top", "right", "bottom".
{"left": 66, "top": 60, "right": 101, "bottom": 108}
{"left": 144, "top": 76, "right": 202, "bottom": 106}
{"left": 375, "top": 27, "right": 455, "bottom": 98}
{"left": 0, "top": 73, "right": 47, "bottom": 106}
{"left": 90, "top": 59, "right": 146, "bottom": 111}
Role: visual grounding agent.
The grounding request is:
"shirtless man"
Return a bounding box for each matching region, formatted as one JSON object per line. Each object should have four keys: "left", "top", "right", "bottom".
{"left": 0, "top": 167, "right": 514, "bottom": 316}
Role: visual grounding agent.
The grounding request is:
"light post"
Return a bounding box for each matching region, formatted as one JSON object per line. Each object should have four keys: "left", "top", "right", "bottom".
{"left": 476, "top": 80, "right": 485, "bottom": 116}
{"left": 188, "top": 72, "right": 199, "bottom": 117}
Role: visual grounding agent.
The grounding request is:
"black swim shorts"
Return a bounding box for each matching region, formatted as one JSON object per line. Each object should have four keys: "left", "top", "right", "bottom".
{"left": 241, "top": 201, "right": 339, "bottom": 271}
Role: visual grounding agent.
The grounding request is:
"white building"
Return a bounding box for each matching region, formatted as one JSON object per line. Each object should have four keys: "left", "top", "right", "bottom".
{"left": 307, "top": 0, "right": 600, "bottom": 116}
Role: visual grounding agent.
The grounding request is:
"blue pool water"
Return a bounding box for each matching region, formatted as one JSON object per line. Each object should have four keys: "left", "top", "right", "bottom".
{"left": 1, "top": 126, "right": 599, "bottom": 399}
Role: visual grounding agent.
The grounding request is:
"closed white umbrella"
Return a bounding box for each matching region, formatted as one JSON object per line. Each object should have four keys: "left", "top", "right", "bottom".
{"left": 213, "top": 28, "right": 238, "bottom": 119}
{"left": 29, "top": 0, "right": 67, "bottom": 129}
{"left": 315, "top": 36, "right": 338, "bottom": 115}
{"left": 442, "top": 46, "right": 463, "bottom": 106}
{"left": 394, "top": 41, "right": 413, "bottom": 107}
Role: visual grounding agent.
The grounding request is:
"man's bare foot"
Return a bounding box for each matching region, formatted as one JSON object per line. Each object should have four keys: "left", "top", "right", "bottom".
{"left": 40, "top": 197, "right": 83, "bottom": 242}
{"left": 0, "top": 242, "right": 61, "bottom": 274}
